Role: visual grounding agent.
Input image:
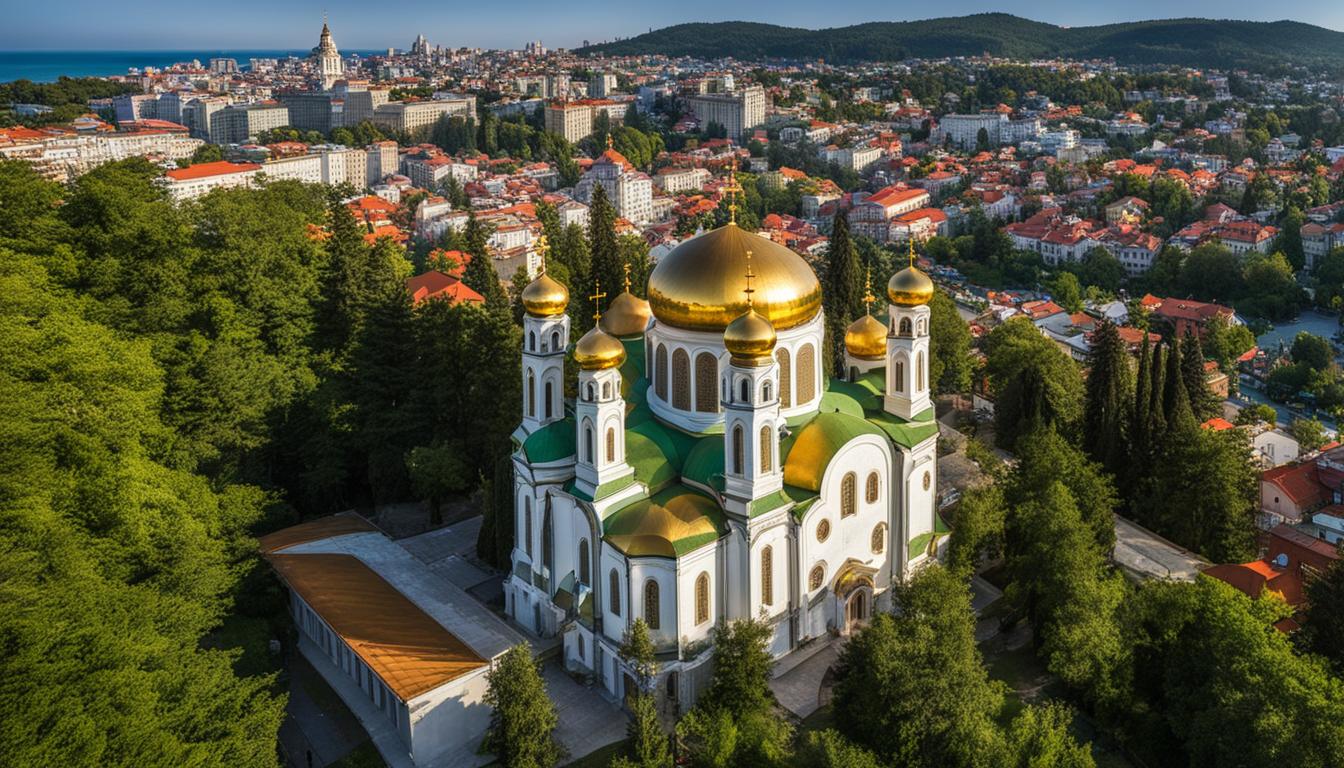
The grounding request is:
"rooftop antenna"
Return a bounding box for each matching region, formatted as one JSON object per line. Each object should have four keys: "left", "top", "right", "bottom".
{"left": 589, "top": 279, "right": 607, "bottom": 324}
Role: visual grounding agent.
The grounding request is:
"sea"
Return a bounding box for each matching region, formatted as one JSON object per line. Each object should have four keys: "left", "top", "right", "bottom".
{"left": 0, "top": 50, "right": 384, "bottom": 83}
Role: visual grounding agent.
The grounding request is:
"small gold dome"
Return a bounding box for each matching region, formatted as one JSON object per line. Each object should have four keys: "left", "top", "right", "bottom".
{"left": 574, "top": 325, "right": 626, "bottom": 370}
{"left": 599, "top": 291, "right": 652, "bottom": 337}
{"left": 648, "top": 224, "right": 822, "bottom": 332}
{"left": 724, "top": 308, "right": 777, "bottom": 366}
{"left": 521, "top": 272, "right": 569, "bottom": 317}
{"left": 845, "top": 314, "right": 887, "bottom": 360}
{"left": 888, "top": 265, "right": 934, "bottom": 307}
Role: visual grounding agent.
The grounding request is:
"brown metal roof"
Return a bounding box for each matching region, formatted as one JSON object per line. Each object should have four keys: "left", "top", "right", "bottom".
{"left": 258, "top": 512, "right": 379, "bottom": 554}
{"left": 267, "top": 553, "right": 486, "bottom": 700}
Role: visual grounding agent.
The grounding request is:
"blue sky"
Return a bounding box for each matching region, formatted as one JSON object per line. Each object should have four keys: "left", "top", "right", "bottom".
{"left": 3, "top": 2, "right": 1343, "bottom": 51}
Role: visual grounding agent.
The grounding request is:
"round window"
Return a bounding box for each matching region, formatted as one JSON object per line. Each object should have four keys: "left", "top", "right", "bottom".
{"left": 922, "top": 471, "right": 931, "bottom": 491}
{"left": 816, "top": 519, "right": 831, "bottom": 543}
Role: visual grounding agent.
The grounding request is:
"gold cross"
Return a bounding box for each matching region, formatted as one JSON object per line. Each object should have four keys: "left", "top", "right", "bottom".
{"left": 863, "top": 266, "right": 874, "bottom": 315}
{"left": 743, "top": 250, "right": 755, "bottom": 309}
{"left": 589, "top": 279, "right": 607, "bottom": 323}
{"left": 907, "top": 238, "right": 916, "bottom": 268}
{"left": 535, "top": 233, "right": 549, "bottom": 274}
{"left": 724, "top": 158, "right": 743, "bottom": 225}
{"left": 606, "top": 133, "right": 614, "bottom": 151}
{"left": 622, "top": 261, "right": 632, "bottom": 293}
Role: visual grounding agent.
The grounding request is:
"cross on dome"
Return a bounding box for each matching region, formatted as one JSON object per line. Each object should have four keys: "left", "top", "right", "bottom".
{"left": 589, "top": 279, "right": 607, "bottom": 323}
{"left": 723, "top": 160, "right": 743, "bottom": 225}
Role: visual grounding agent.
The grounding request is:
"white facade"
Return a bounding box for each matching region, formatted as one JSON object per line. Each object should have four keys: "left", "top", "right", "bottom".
{"left": 573, "top": 151, "right": 653, "bottom": 225}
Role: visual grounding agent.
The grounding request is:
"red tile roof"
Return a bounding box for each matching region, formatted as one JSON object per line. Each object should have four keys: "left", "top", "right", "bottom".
{"left": 163, "top": 161, "right": 260, "bottom": 180}
{"left": 1262, "top": 462, "right": 1327, "bottom": 507}
{"left": 406, "top": 270, "right": 483, "bottom": 306}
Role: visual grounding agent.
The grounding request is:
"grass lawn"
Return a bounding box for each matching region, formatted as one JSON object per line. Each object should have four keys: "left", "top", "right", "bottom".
{"left": 563, "top": 737, "right": 629, "bottom": 768}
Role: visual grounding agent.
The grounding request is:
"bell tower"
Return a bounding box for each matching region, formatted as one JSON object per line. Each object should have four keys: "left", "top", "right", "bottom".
{"left": 520, "top": 236, "right": 570, "bottom": 434}
{"left": 573, "top": 282, "right": 634, "bottom": 499}
{"left": 722, "top": 252, "right": 783, "bottom": 506}
{"left": 884, "top": 241, "right": 934, "bottom": 420}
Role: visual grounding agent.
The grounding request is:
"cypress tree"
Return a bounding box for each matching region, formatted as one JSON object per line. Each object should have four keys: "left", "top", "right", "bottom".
{"left": 1181, "top": 329, "right": 1217, "bottom": 421}
{"left": 587, "top": 182, "right": 623, "bottom": 316}
{"left": 317, "top": 197, "right": 381, "bottom": 354}
{"left": 1163, "top": 339, "right": 1196, "bottom": 433}
{"left": 826, "top": 212, "right": 862, "bottom": 321}
{"left": 461, "top": 212, "right": 507, "bottom": 309}
{"left": 1147, "top": 342, "right": 1167, "bottom": 440}
{"left": 481, "top": 645, "right": 563, "bottom": 767}
{"left": 1131, "top": 331, "right": 1152, "bottom": 471}
{"left": 1082, "top": 319, "right": 1132, "bottom": 477}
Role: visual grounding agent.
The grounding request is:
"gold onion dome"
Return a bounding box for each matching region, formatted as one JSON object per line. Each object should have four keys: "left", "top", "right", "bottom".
{"left": 845, "top": 314, "right": 887, "bottom": 360}
{"left": 521, "top": 272, "right": 569, "bottom": 317}
{"left": 724, "top": 308, "right": 777, "bottom": 365}
{"left": 647, "top": 223, "right": 821, "bottom": 332}
{"left": 601, "top": 265, "right": 652, "bottom": 337}
{"left": 574, "top": 325, "right": 626, "bottom": 370}
{"left": 888, "top": 265, "right": 934, "bottom": 307}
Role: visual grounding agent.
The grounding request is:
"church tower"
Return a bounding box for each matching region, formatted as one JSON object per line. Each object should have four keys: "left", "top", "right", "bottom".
{"left": 883, "top": 241, "right": 934, "bottom": 420}
{"left": 722, "top": 253, "right": 783, "bottom": 506}
{"left": 573, "top": 283, "right": 633, "bottom": 498}
{"left": 520, "top": 237, "right": 570, "bottom": 434}
{"left": 313, "top": 19, "right": 344, "bottom": 91}
{"left": 844, "top": 269, "right": 888, "bottom": 379}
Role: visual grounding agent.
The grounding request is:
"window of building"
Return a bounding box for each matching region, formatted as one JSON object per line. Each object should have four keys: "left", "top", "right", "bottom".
{"left": 579, "top": 539, "right": 590, "bottom": 584}
{"left": 797, "top": 343, "right": 816, "bottom": 404}
{"left": 672, "top": 348, "right": 691, "bottom": 409}
{"left": 740, "top": 379, "right": 749, "bottom": 403}
{"left": 528, "top": 331, "right": 536, "bottom": 351}
{"left": 732, "top": 425, "right": 744, "bottom": 475}
{"left": 872, "top": 524, "right": 885, "bottom": 554}
{"left": 894, "top": 360, "right": 905, "bottom": 393}
{"left": 761, "top": 546, "right": 774, "bottom": 606}
{"left": 605, "top": 428, "right": 615, "bottom": 463}
{"left": 609, "top": 569, "right": 621, "bottom": 616}
{"left": 542, "top": 510, "right": 553, "bottom": 574}
{"left": 644, "top": 580, "right": 660, "bottom": 630}
{"left": 899, "top": 317, "right": 912, "bottom": 336}
{"left": 866, "top": 472, "right": 879, "bottom": 503}
{"left": 841, "top": 472, "right": 857, "bottom": 517}
{"left": 816, "top": 518, "right": 830, "bottom": 542}
{"left": 578, "top": 634, "right": 585, "bottom": 661}
{"left": 544, "top": 381, "right": 554, "bottom": 418}
{"left": 655, "top": 344, "right": 669, "bottom": 401}
{"left": 602, "top": 381, "right": 611, "bottom": 400}
{"left": 527, "top": 369, "right": 535, "bottom": 416}
{"left": 760, "top": 425, "right": 772, "bottom": 473}
{"left": 583, "top": 420, "right": 593, "bottom": 462}
{"left": 776, "top": 348, "right": 792, "bottom": 407}
{"left": 524, "top": 497, "right": 533, "bottom": 558}
{"left": 695, "top": 352, "right": 718, "bottom": 412}
{"left": 809, "top": 565, "right": 825, "bottom": 591}
{"left": 916, "top": 351, "right": 926, "bottom": 391}
{"left": 551, "top": 330, "right": 560, "bottom": 351}
{"left": 695, "top": 573, "right": 709, "bottom": 625}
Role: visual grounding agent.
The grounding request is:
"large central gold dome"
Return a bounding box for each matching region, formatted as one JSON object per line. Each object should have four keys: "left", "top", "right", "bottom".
{"left": 648, "top": 224, "right": 822, "bottom": 332}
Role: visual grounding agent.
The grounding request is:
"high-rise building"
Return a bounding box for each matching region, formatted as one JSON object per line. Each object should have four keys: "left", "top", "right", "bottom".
{"left": 312, "top": 20, "right": 344, "bottom": 91}
{"left": 590, "top": 72, "right": 618, "bottom": 98}
{"left": 279, "top": 92, "right": 341, "bottom": 134}
{"left": 574, "top": 141, "right": 653, "bottom": 224}
{"left": 209, "top": 58, "right": 239, "bottom": 75}
{"left": 684, "top": 85, "right": 766, "bottom": 140}
{"left": 544, "top": 101, "right": 594, "bottom": 144}
{"left": 371, "top": 97, "right": 475, "bottom": 135}
{"left": 208, "top": 103, "right": 290, "bottom": 144}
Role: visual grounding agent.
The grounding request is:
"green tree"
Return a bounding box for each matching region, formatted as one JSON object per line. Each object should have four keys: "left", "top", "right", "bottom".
{"left": 186, "top": 143, "right": 224, "bottom": 166}
{"left": 1298, "top": 554, "right": 1344, "bottom": 675}
{"left": 405, "top": 441, "right": 472, "bottom": 524}
{"left": 586, "top": 183, "right": 623, "bottom": 317}
{"left": 1291, "top": 331, "right": 1333, "bottom": 372}
{"left": 798, "top": 730, "right": 885, "bottom": 768}
{"left": 1051, "top": 271, "right": 1083, "bottom": 312}
{"left": 1235, "top": 403, "right": 1277, "bottom": 427}
{"left": 481, "top": 645, "right": 563, "bottom": 768}
{"left": 984, "top": 317, "right": 1084, "bottom": 448}
{"left": 462, "top": 213, "right": 507, "bottom": 309}
{"left": 1001, "top": 703, "right": 1096, "bottom": 768}
{"left": 1180, "top": 330, "right": 1219, "bottom": 421}
{"left": 947, "top": 484, "right": 1006, "bottom": 579}
{"left": 929, "top": 289, "right": 973, "bottom": 394}
{"left": 347, "top": 275, "right": 420, "bottom": 503}
{"left": 1276, "top": 206, "right": 1307, "bottom": 271}
{"left": 825, "top": 211, "right": 862, "bottom": 375}
{"left": 1082, "top": 319, "right": 1132, "bottom": 478}
{"left": 1289, "top": 417, "right": 1328, "bottom": 452}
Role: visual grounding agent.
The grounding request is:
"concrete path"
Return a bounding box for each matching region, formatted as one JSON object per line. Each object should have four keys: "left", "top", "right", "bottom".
{"left": 544, "top": 661, "right": 628, "bottom": 764}
{"left": 769, "top": 640, "right": 840, "bottom": 719}
{"left": 278, "top": 651, "right": 368, "bottom": 768}
{"left": 398, "top": 516, "right": 483, "bottom": 563}
{"left": 1112, "top": 515, "right": 1208, "bottom": 582}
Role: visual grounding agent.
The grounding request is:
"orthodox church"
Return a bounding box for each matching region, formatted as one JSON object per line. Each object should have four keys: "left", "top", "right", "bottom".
{"left": 505, "top": 198, "right": 944, "bottom": 708}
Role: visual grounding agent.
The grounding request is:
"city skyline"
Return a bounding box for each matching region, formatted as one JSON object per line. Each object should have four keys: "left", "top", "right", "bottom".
{"left": 4, "top": 3, "right": 1344, "bottom": 52}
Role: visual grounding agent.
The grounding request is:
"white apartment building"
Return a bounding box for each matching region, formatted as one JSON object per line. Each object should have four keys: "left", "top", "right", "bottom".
{"left": 161, "top": 161, "right": 262, "bottom": 201}
{"left": 545, "top": 102, "right": 594, "bottom": 143}
{"left": 684, "top": 85, "right": 766, "bottom": 140}
{"left": 818, "top": 144, "right": 882, "bottom": 173}
{"left": 372, "top": 97, "right": 476, "bottom": 135}
{"left": 403, "top": 154, "right": 478, "bottom": 191}
{"left": 936, "top": 113, "right": 1006, "bottom": 150}
{"left": 209, "top": 103, "right": 290, "bottom": 144}
{"left": 655, "top": 166, "right": 711, "bottom": 193}
{"left": 573, "top": 147, "right": 653, "bottom": 224}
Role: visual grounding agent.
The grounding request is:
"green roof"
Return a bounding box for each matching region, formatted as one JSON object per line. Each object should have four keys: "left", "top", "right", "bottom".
{"left": 603, "top": 484, "right": 727, "bottom": 558}
{"left": 682, "top": 437, "right": 726, "bottom": 491}
{"left": 867, "top": 409, "right": 939, "bottom": 450}
{"left": 909, "top": 512, "right": 952, "bottom": 558}
{"left": 522, "top": 418, "right": 576, "bottom": 463}
{"left": 782, "top": 410, "right": 887, "bottom": 492}
{"left": 624, "top": 418, "right": 696, "bottom": 494}
{"left": 748, "top": 488, "right": 795, "bottom": 518}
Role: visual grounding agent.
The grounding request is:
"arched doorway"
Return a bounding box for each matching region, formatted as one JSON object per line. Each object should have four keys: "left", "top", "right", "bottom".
{"left": 832, "top": 560, "right": 876, "bottom": 636}
{"left": 844, "top": 589, "right": 870, "bottom": 634}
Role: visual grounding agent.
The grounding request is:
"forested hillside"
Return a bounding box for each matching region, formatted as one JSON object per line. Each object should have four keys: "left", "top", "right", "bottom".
{"left": 580, "top": 14, "right": 1344, "bottom": 73}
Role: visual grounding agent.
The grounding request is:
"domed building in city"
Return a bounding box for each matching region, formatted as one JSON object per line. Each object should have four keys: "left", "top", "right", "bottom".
{"left": 506, "top": 220, "right": 943, "bottom": 711}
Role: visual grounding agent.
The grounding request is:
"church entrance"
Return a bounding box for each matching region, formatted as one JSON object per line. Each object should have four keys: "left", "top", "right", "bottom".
{"left": 844, "top": 589, "right": 870, "bottom": 634}
{"left": 832, "top": 560, "right": 876, "bottom": 636}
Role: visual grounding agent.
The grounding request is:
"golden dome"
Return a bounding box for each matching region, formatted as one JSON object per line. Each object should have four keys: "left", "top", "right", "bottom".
{"left": 888, "top": 265, "right": 934, "bottom": 307}
{"left": 724, "top": 308, "right": 777, "bottom": 366}
{"left": 599, "top": 291, "right": 652, "bottom": 337}
{"left": 845, "top": 314, "right": 887, "bottom": 360}
{"left": 648, "top": 224, "right": 821, "bottom": 332}
{"left": 521, "top": 272, "right": 569, "bottom": 317}
{"left": 574, "top": 325, "right": 626, "bottom": 370}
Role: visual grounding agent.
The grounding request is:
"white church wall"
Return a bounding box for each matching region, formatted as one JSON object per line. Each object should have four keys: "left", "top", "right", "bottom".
{"left": 599, "top": 546, "right": 629, "bottom": 644}
{"left": 749, "top": 516, "right": 792, "bottom": 624}
{"left": 674, "top": 544, "right": 718, "bottom": 647}
{"left": 629, "top": 558, "right": 679, "bottom": 648}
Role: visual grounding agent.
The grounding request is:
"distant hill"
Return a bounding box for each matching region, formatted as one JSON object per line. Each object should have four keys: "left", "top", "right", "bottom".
{"left": 578, "top": 14, "right": 1344, "bottom": 73}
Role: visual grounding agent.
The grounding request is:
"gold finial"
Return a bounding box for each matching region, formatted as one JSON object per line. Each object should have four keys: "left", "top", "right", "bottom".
{"left": 535, "top": 233, "right": 549, "bottom": 274}
{"left": 622, "top": 261, "right": 632, "bottom": 293}
{"left": 606, "top": 133, "right": 614, "bottom": 151}
{"left": 863, "top": 266, "right": 874, "bottom": 315}
{"left": 907, "top": 238, "right": 916, "bottom": 268}
{"left": 589, "top": 279, "right": 607, "bottom": 323}
{"left": 743, "top": 250, "right": 755, "bottom": 309}
{"left": 724, "top": 159, "right": 743, "bottom": 225}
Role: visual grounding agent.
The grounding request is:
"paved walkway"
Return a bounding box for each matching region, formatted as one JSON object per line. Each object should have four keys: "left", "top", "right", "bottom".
{"left": 278, "top": 651, "right": 368, "bottom": 768}
{"left": 1112, "top": 515, "right": 1207, "bottom": 582}
{"left": 545, "top": 661, "right": 628, "bottom": 764}
{"left": 769, "top": 640, "right": 840, "bottom": 718}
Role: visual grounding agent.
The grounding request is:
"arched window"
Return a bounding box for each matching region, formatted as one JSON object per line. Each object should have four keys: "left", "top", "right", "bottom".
{"left": 655, "top": 344, "right": 668, "bottom": 401}
{"left": 602, "top": 381, "right": 611, "bottom": 400}
{"left": 695, "top": 352, "right": 717, "bottom": 412}
{"left": 763, "top": 381, "right": 772, "bottom": 401}
{"left": 585, "top": 382, "right": 595, "bottom": 402}
{"left": 578, "top": 539, "right": 590, "bottom": 584}
{"left": 578, "top": 634, "right": 585, "bottom": 661}
{"left": 775, "top": 348, "right": 792, "bottom": 408}
{"left": 551, "top": 330, "right": 560, "bottom": 351}
{"left": 528, "top": 330, "right": 536, "bottom": 351}
{"left": 866, "top": 472, "right": 879, "bottom": 503}
{"left": 524, "top": 497, "right": 533, "bottom": 558}
{"left": 605, "top": 427, "right": 615, "bottom": 463}
{"left": 695, "top": 573, "right": 710, "bottom": 625}
{"left": 841, "top": 472, "right": 857, "bottom": 517}
{"left": 544, "top": 380, "right": 554, "bottom": 418}
{"left": 644, "top": 580, "right": 660, "bottom": 630}
{"left": 796, "top": 343, "right": 816, "bottom": 404}
{"left": 582, "top": 419, "right": 594, "bottom": 462}
{"left": 732, "top": 426, "right": 744, "bottom": 475}
{"left": 672, "top": 348, "right": 691, "bottom": 409}
{"left": 894, "top": 359, "right": 905, "bottom": 393}
{"left": 761, "top": 546, "right": 774, "bottom": 606}
{"left": 899, "top": 317, "right": 912, "bottom": 336}
{"left": 526, "top": 369, "right": 536, "bottom": 416}
{"left": 872, "top": 524, "right": 886, "bottom": 554}
{"left": 760, "top": 425, "right": 772, "bottom": 473}
{"left": 740, "top": 379, "right": 749, "bottom": 403}
{"left": 809, "top": 565, "right": 825, "bottom": 591}
{"left": 916, "top": 351, "right": 926, "bottom": 391}
{"left": 542, "top": 509, "right": 553, "bottom": 573}
{"left": 609, "top": 569, "right": 621, "bottom": 616}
